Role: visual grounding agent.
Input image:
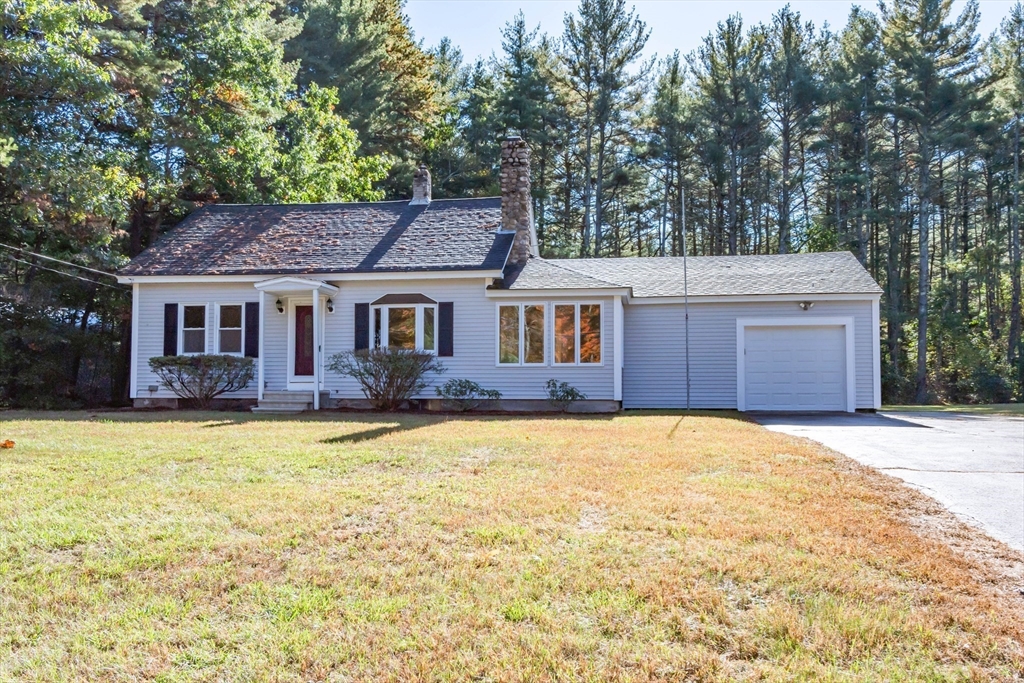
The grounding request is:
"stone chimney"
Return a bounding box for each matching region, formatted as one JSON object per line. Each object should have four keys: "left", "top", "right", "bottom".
{"left": 500, "top": 136, "right": 537, "bottom": 265}
{"left": 410, "top": 163, "right": 431, "bottom": 205}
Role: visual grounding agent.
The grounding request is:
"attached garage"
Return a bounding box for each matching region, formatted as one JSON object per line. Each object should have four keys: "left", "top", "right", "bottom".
{"left": 503, "top": 251, "right": 883, "bottom": 413}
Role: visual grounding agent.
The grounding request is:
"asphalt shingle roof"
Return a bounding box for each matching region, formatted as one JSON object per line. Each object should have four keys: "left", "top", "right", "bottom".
{"left": 503, "top": 252, "right": 882, "bottom": 297}
{"left": 120, "top": 198, "right": 512, "bottom": 276}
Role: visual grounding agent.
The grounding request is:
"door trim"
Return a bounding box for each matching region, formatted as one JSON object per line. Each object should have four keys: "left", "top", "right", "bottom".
{"left": 736, "top": 317, "right": 856, "bottom": 413}
{"left": 287, "top": 298, "right": 314, "bottom": 389}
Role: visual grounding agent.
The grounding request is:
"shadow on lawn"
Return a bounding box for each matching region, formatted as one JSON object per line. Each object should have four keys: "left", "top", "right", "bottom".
{"left": 321, "top": 424, "right": 409, "bottom": 444}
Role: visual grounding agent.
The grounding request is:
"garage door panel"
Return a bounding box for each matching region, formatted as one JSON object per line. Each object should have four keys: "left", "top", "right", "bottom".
{"left": 744, "top": 325, "right": 846, "bottom": 411}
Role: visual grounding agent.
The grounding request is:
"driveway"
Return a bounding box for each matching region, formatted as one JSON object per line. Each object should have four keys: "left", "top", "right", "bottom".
{"left": 753, "top": 411, "right": 1024, "bottom": 553}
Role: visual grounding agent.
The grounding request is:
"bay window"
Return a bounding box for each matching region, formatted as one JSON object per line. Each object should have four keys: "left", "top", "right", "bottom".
{"left": 373, "top": 302, "right": 437, "bottom": 352}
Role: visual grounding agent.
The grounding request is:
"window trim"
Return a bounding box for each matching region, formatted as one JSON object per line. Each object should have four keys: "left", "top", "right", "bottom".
{"left": 551, "top": 301, "right": 604, "bottom": 367}
{"left": 179, "top": 303, "right": 208, "bottom": 356}
{"left": 371, "top": 301, "right": 438, "bottom": 354}
{"left": 495, "top": 302, "right": 548, "bottom": 366}
{"left": 215, "top": 302, "right": 245, "bottom": 356}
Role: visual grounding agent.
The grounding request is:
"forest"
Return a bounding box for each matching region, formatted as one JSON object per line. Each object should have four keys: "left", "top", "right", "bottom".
{"left": 0, "top": 0, "right": 1021, "bottom": 407}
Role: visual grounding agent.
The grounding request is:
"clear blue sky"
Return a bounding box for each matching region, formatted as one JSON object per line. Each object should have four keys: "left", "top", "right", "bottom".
{"left": 405, "top": 0, "right": 1014, "bottom": 64}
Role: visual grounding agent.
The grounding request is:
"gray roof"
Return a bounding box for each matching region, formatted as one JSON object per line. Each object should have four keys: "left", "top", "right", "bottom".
{"left": 503, "top": 252, "right": 882, "bottom": 297}
{"left": 120, "top": 198, "right": 512, "bottom": 276}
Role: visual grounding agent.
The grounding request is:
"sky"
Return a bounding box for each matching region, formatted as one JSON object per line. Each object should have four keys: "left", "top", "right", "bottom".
{"left": 405, "top": 0, "right": 1015, "bottom": 65}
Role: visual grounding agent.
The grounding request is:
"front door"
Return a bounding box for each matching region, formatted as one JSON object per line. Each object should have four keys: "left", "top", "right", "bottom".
{"left": 294, "top": 305, "right": 314, "bottom": 376}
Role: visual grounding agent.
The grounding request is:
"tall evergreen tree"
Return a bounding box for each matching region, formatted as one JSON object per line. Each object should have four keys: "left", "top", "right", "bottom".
{"left": 765, "top": 7, "right": 818, "bottom": 253}
{"left": 561, "top": 0, "right": 650, "bottom": 256}
{"left": 882, "top": 0, "right": 985, "bottom": 401}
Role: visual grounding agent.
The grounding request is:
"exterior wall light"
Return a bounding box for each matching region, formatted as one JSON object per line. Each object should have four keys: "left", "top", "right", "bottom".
{"left": 275, "top": 299, "right": 285, "bottom": 314}
{"left": 798, "top": 301, "right": 815, "bottom": 311}
{"left": 326, "top": 298, "right": 334, "bottom": 313}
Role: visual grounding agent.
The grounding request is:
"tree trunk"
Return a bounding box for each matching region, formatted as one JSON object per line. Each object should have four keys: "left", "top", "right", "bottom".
{"left": 779, "top": 114, "right": 791, "bottom": 254}
{"left": 580, "top": 102, "right": 594, "bottom": 258}
{"left": 1009, "top": 112, "right": 1022, "bottom": 365}
{"left": 915, "top": 130, "right": 930, "bottom": 403}
{"left": 594, "top": 123, "right": 607, "bottom": 257}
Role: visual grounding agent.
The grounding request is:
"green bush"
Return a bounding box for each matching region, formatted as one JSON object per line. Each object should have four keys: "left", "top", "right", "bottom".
{"left": 328, "top": 348, "right": 445, "bottom": 411}
{"left": 545, "top": 379, "right": 586, "bottom": 412}
{"left": 148, "top": 355, "right": 255, "bottom": 409}
{"left": 435, "top": 378, "right": 502, "bottom": 411}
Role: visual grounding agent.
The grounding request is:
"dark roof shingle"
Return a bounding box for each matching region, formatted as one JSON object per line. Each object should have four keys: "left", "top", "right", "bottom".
{"left": 504, "top": 252, "right": 882, "bottom": 297}
{"left": 120, "top": 198, "right": 512, "bottom": 276}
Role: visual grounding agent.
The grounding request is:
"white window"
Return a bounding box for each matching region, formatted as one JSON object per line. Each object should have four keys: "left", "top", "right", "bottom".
{"left": 553, "top": 303, "right": 602, "bottom": 365}
{"left": 372, "top": 303, "right": 437, "bottom": 353}
{"left": 216, "top": 304, "right": 243, "bottom": 355}
{"left": 498, "top": 303, "right": 546, "bottom": 365}
{"left": 180, "top": 304, "right": 207, "bottom": 355}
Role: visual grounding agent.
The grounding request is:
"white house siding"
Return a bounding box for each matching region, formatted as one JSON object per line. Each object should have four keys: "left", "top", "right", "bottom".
{"left": 134, "top": 279, "right": 617, "bottom": 401}
{"left": 320, "top": 278, "right": 616, "bottom": 400}
{"left": 621, "top": 298, "right": 878, "bottom": 410}
{"left": 133, "top": 282, "right": 261, "bottom": 399}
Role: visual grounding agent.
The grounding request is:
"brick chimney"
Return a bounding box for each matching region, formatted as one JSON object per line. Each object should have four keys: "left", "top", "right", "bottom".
{"left": 410, "top": 163, "right": 431, "bottom": 205}
{"left": 500, "top": 136, "right": 537, "bottom": 265}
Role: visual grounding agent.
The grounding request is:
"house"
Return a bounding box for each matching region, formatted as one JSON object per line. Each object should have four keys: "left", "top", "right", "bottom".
{"left": 117, "top": 137, "right": 883, "bottom": 413}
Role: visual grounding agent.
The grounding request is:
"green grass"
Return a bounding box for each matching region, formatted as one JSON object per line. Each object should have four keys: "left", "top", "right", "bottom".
{"left": 0, "top": 411, "right": 1020, "bottom": 681}
{"left": 883, "top": 403, "right": 1023, "bottom": 416}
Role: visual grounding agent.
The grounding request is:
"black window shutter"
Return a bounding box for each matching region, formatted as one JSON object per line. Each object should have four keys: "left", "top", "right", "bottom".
{"left": 244, "top": 302, "right": 260, "bottom": 358}
{"left": 354, "top": 303, "right": 370, "bottom": 350}
{"left": 163, "top": 303, "right": 178, "bottom": 356}
{"left": 438, "top": 302, "right": 454, "bottom": 357}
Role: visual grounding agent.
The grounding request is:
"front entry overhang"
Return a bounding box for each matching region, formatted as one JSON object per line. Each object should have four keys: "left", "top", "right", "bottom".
{"left": 253, "top": 277, "right": 338, "bottom": 410}
{"left": 253, "top": 276, "right": 339, "bottom": 297}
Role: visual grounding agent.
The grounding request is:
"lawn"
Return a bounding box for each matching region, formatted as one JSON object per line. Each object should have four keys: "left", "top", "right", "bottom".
{"left": 0, "top": 411, "right": 1020, "bottom": 681}
{"left": 883, "top": 403, "right": 1023, "bottom": 416}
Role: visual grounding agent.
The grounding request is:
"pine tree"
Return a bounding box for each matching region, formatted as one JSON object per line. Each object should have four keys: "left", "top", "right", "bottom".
{"left": 561, "top": 0, "right": 650, "bottom": 256}
{"left": 286, "top": 0, "right": 436, "bottom": 180}
{"left": 882, "top": 0, "right": 985, "bottom": 401}
{"left": 766, "top": 7, "right": 819, "bottom": 253}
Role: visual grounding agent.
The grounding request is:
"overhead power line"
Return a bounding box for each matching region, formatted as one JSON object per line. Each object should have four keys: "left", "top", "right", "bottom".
{"left": 0, "top": 242, "right": 120, "bottom": 279}
{"left": 3, "top": 254, "right": 126, "bottom": 290}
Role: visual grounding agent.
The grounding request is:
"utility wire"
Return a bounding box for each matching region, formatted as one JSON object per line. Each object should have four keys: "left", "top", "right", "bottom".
{"left": 0, "top": 242, "right": 119, "bottom": 279}
{"left": 3, "top": 254, "right": 126, "bottom": 290}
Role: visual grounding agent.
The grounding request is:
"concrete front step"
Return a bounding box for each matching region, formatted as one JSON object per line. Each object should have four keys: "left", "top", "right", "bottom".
{"left": 251, "top": 390, "right": 327, "bottom": 414}
{"left": 252, "top": 404, "right": 308, "bottom": 413}
{"left": 262, "top": 391, "right": 313, "bottom": 401}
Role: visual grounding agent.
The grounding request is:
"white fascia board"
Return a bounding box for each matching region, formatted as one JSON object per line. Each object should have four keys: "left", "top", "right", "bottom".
{"left": 629, "top": 292, "right": 882, "bottom": 305}
{"left": 117, "top": 270, "right": 504, "bottom": 285}
{"left": 486, "top": 287, "right": 631, "bottom": 298}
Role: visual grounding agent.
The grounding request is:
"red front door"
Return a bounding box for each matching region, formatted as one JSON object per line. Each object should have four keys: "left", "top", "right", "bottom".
{"left": 294, "top": 305, "right": 314, "bottom": 376}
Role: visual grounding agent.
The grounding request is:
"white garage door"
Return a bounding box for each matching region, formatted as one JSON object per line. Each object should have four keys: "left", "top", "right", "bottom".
{"left": 743, "top": 325, "right": 846, "bottom": 411}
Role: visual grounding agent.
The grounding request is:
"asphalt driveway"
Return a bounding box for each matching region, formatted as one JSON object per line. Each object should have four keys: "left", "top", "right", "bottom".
{"left": 753, "top": 411, "right": 1024, "bottom": 553}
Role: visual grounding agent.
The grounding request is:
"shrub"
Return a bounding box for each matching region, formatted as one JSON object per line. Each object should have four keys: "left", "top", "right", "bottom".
{"left": 148, "top": 355, "right": 255, "bottom": 409}
{"left": 435, "top": 378, "right": 502, "bottom": 412}
{"left": 545, "top": 379, "right": 586, "bottom": 412}
{"left": 328, "top": 348, "right": 445, "bottom": 411}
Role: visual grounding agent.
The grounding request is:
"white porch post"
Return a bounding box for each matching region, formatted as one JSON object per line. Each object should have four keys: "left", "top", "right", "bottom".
{"left": 257, "top": 289, "right": 265, "bottom": 402}
{"left": 312, "top": 287, "right": 320, "bottom": 410}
